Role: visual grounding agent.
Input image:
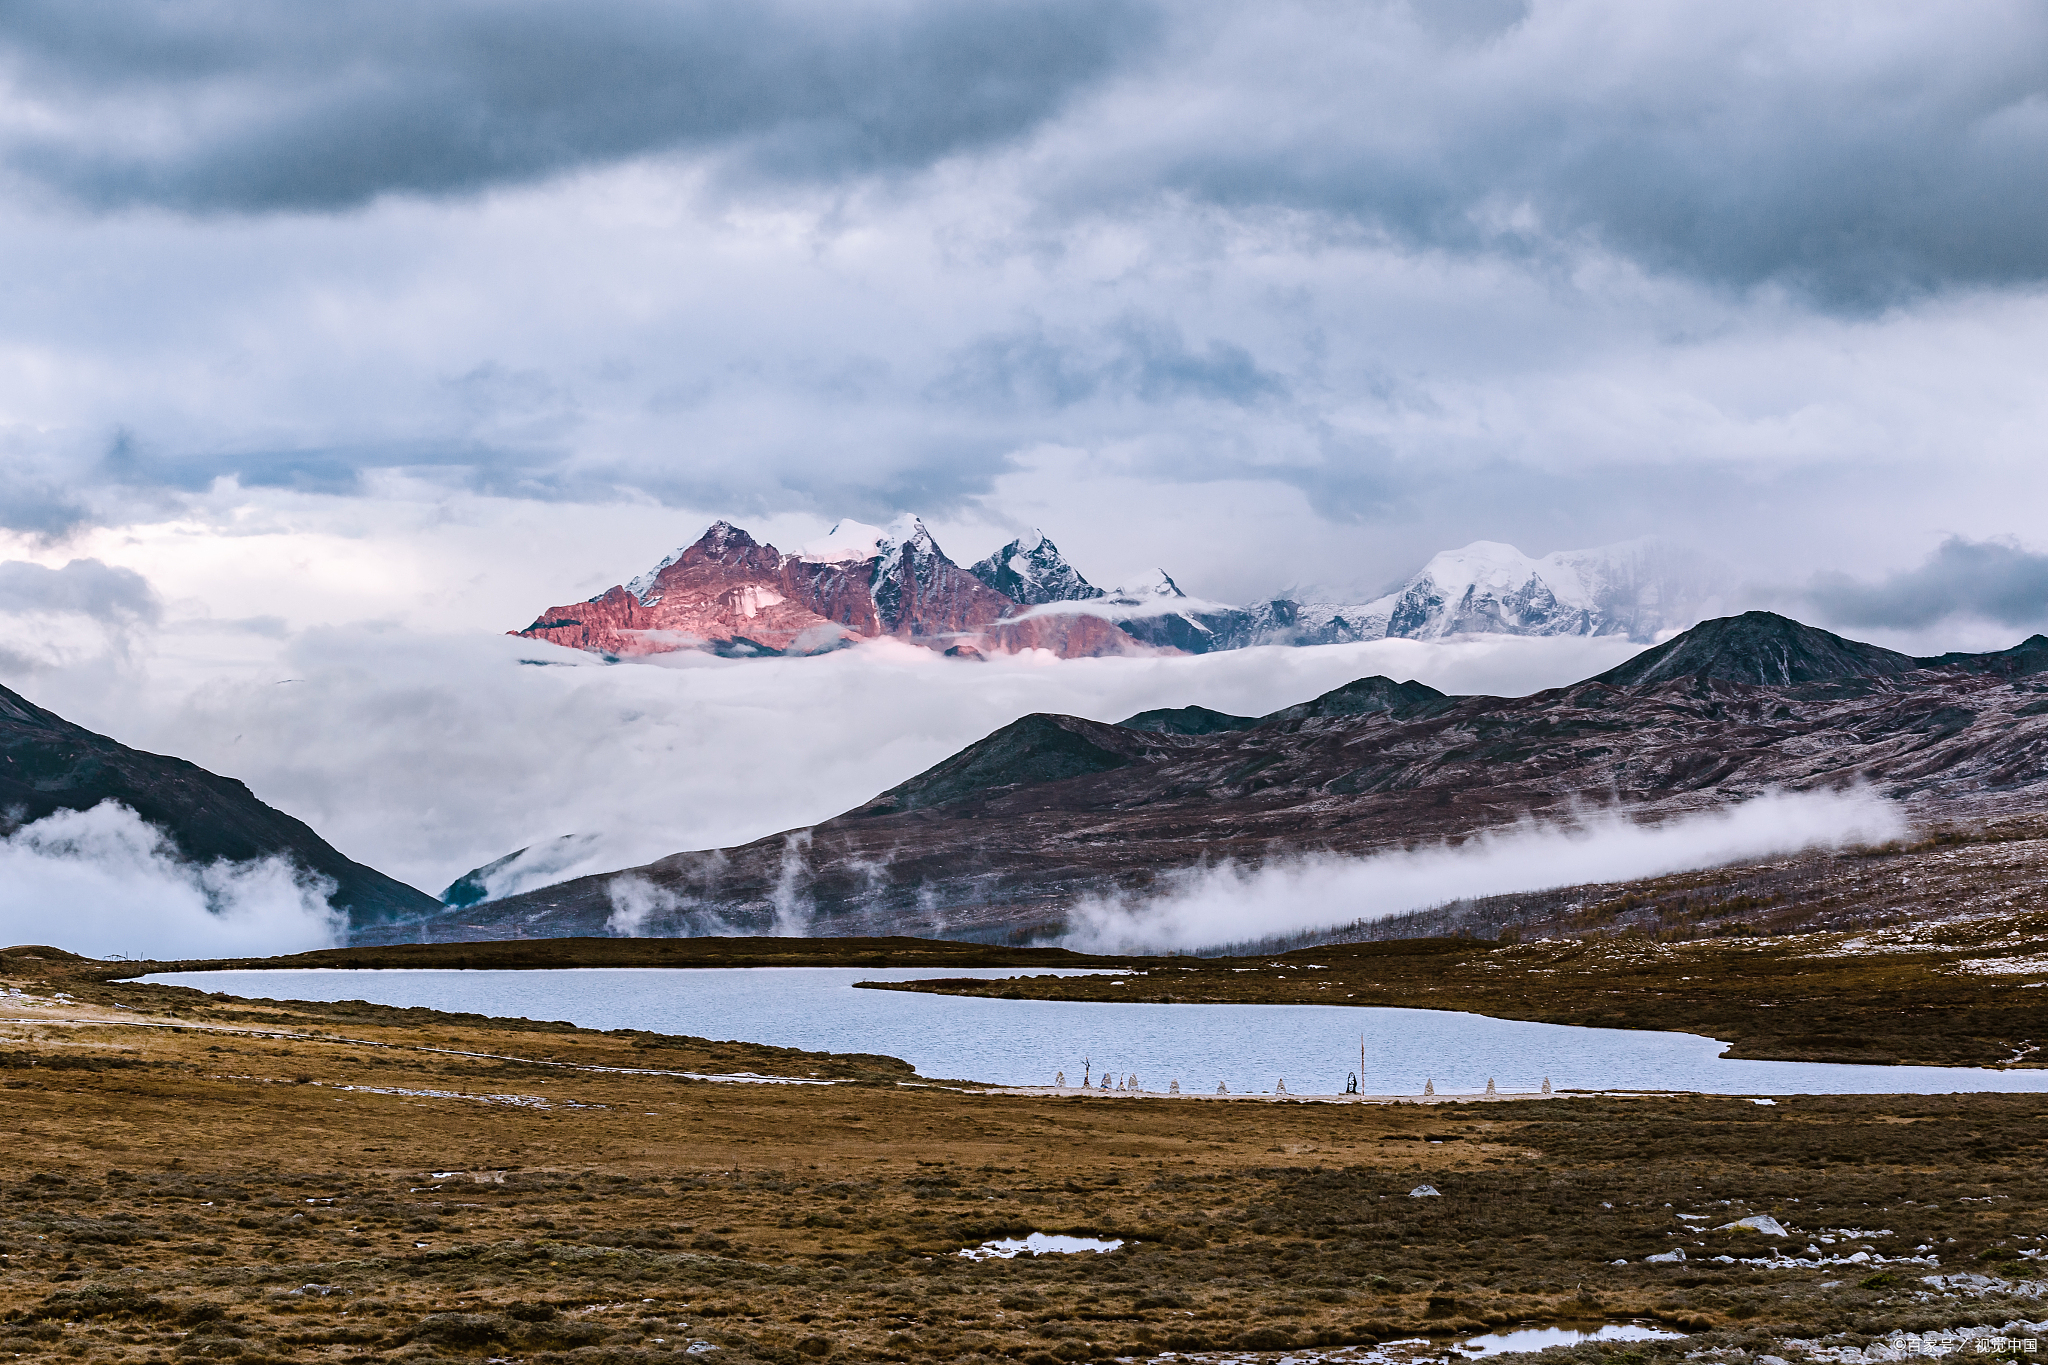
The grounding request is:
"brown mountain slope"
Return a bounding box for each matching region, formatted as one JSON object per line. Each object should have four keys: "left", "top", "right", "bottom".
{"left": 0, "top": 683, "right": 440, "bottom": 929}
{"left": 375, "top": 614, "right": 2048, "bottom": 945}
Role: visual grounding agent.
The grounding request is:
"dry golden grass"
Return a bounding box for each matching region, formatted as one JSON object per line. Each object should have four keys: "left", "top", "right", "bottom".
{"left": 3, "top": 950, "right": 2047, "bottom": 1364}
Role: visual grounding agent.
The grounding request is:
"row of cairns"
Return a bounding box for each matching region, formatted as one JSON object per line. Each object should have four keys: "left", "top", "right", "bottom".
{"left": 1054, "top": 1070, "right": 1177, "bottom": 1092}
{"left": 1423, "top": 1077, "right": 1554, "bottom": 1098}
{"left": 1049, "top": 1071, "right": 1556, "bottom": 1098}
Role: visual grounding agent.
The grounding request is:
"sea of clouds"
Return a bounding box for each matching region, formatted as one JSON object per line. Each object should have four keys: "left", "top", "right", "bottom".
{"left": 23, "top": 621, "right": 1648, "bottom": 899}
{"left": 0, "top": 593, "right": 1914, "bottom": 959}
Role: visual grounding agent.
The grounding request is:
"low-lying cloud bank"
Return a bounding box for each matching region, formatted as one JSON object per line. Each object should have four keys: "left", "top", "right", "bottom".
{"left": 1060, "top": 787, "right": 1909, "bottom": 954}
{"left": 9, "top": 623, "right": 1644, "bottom": 896}
{"left": 0, "top": 802, "right": 344, "bottom": 959}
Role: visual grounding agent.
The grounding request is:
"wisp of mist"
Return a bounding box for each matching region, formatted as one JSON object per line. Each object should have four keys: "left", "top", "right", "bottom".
{"left": 0, "top": 801, "right": 345, "bottom": 959}
{"left": 1060, "top": 787, "right": 1909, "bottom": 954}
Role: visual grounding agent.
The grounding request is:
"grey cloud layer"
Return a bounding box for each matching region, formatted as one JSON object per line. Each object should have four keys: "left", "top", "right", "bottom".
{"left": 1072, "top": 3, "right": 2048, "bottom": 306}
{"left": 1807, "top": 538, "right": 2048, "bottom": 630}
{"left": 8, "top": 2, "right": 2046, "bottom": 303}
{"left": 3, "top": 1, "right": 2047, "bottom": 601}
{"left": 0, "top": 557, "right": 159, "bottom": 623}
{"left": 930, "top": 316, "right": 1290, "bottom": 412}
{"left": 0, "top": 0, "right": 1154, "bottom": 211}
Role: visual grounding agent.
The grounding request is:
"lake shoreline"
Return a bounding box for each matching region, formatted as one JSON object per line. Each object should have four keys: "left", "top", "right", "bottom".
{"left": 5, "top": 945, "right": 2047, "bottom": 1365}
{"left": 46, "top": 899, "right": 2047, "bottom": 1070}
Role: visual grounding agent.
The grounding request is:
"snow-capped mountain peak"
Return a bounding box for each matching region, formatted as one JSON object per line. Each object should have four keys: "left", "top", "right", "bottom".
{"left": 1386, "top": 541, "right": 1581, "bottom": 638}
{"left": 1110, "top": 568, "right": 1186, "bottom": 603}
{"left": 878, "top": 513, "right": 936, "bottom": 556}
{"left": 871, "top": 514, "right": 943, "bottom": 587}
{"left": 1380, "top": 537, "right": 1717, "bottom": 641}
{"left": 624, "top": 519, "right": 754, "bottom": 603}
{"left": 968, "top": 528, "right": 1105, "bottom": 605}
{"left": 799, "top": 518, "right": 889, "bottom": 564}
{"left": 519, "top": 513, "right": 1151, "bottom": 662}
{"left": 800, "top": 513, "right": 939, "bottom": 569}
{"left": 525, "top": 517, "right": 1725, "bottom": 665}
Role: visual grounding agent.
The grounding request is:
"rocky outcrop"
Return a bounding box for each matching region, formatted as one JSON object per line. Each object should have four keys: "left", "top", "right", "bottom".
{"left": 374, "top": 614, "right": 2048, "bottom": 945}
{"left": 0, "top": 683, "right": 440, "bottom": 931}
{"left": 516, "top": 517, "right": 1156, "bottom": 661}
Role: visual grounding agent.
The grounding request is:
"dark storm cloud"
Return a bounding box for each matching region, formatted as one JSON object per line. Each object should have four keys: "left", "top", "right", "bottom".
{"left": 1805, "top": 537, "right": 2048, "bottom": 629}
{"left": 0, "top": 558, "right": 160, "bottom": 624}
{"left": 0, "top": 0, "right": 1156, "bottom": 212}
{"left": 8, "top": 2, "right": 2042, "bottom": 308}
{"left": 1078, "top": 3, "right": 2048, "bottom": 307}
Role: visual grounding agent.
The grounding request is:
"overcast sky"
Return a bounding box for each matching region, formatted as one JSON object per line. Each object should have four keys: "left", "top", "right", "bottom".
{"left": 0, "top": 0, "right": 2044, "bottom": 636}
{"left": 4, "top": 0, "right": 2048, "bottom": 925}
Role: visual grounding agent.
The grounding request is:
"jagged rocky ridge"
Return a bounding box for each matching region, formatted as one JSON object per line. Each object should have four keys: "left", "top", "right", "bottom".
{"left": 515, "top": 518, "right": 1728, "bottom": 662}
{"left": 0, "top": 683, "right": 440, "bottom": 929}
{"left": 517, "top": 517, "right": 1142, "bottom": 661}
{"left": 382, "top": 612, "right": 2048, "bottom": 944}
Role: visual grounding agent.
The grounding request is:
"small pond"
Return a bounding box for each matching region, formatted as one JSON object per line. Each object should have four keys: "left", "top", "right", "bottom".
{"left": 1456, "top": 1323, "right": 1686, "bottom": 1357}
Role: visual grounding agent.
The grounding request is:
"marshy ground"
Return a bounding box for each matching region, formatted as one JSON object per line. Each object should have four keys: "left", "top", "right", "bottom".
{"left": 2, "top": 946, "right": 2046, "bottom": 1365}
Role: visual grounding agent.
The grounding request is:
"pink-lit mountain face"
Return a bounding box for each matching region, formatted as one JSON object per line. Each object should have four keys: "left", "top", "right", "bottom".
{"left": 514, "top": 518, "right": 1154, "bottom": 660}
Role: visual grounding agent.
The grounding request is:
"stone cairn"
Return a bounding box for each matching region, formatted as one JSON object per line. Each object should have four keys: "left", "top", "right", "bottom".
{"left": 1099, "top": 1073, "right": 1113, "bottom": 1091}
{"left": 1542, "top": 1076, "right": 1553, "bottom": 1096}
{"left": 1168, "top": 1080, "right": 1180, "bottom": 1094}
{"left": 1424, "top": 1078, "right": 1435, "bottom": 1096}
{"left": 1217, "top": 1082, "right": 1229, "bottom": 1095}
{"left": 1276, "top": 1078, "right": 1288, "bottom": 1095}
{"left": 1486, "top": 1078, "right": 1497, "bottom": 1096}
{"left": 1055, "top": 1071, "right": 1066, "bottom": 1088}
